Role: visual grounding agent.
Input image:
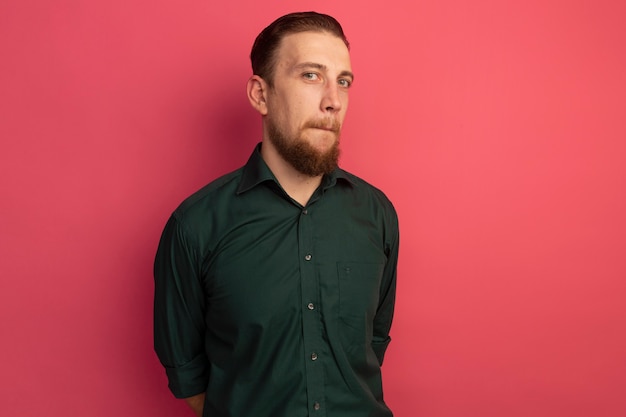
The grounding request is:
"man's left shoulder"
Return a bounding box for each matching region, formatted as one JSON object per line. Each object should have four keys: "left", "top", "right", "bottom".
{"left": 336, "top": 168, "right": 397, "bottom": 214}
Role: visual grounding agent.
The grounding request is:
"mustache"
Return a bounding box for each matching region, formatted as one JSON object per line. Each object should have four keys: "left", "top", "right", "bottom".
{"left": 303, "top": 118, "right": 341, "bottom": 134}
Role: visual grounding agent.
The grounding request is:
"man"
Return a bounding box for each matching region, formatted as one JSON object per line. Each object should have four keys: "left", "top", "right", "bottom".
{"left": 154, "top": 11, "right": 399, "bottom": 417}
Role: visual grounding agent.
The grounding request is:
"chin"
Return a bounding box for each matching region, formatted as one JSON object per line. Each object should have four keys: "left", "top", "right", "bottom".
{"left": 305, "top": 132, "right": 339, "bottom": 149}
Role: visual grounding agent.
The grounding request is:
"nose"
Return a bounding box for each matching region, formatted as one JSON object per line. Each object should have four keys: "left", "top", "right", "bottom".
{"left": 320, "top": 82, "right": 342, "bottom": 113}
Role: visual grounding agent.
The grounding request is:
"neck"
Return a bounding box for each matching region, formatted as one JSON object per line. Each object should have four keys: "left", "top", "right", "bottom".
{"left": 260, "top": 140, "right": 323, "bottom": 206}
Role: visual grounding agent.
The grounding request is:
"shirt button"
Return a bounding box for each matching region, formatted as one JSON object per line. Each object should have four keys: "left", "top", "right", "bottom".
{"left": 313, "top": 402, "right": 321, "bottom": 411}
{"left": 311, "top": 352, "right": 318, "bottom": 361}
{"left": 307, "top": 303, "right": 315, "bottom": 310}
{"left": 304, "top": 254, "right": 312, "bottom": 261}
{"left": 302, "top": 209, "right": 308, "bottom": 215}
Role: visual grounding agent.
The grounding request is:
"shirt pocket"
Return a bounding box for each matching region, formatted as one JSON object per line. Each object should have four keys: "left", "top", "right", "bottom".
{"left": 337, "top": 261, "right": 385, "bottom": 347}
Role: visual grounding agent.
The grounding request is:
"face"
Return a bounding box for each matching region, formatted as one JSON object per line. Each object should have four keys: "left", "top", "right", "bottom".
{"left": 262, "top": 31, "right": 353, "bottom": 176}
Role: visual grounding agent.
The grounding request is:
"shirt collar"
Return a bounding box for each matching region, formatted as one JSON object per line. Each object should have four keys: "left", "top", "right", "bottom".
{"left": 237, "top": 143, "right": 354, "bottom": 195}
{"left": 236, "top": 143, "right": 276, "bottom": 194}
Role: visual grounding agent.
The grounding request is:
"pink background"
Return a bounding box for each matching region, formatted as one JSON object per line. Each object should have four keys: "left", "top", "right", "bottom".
{"left": 1, "top": 1, "right": 625, "bottom": 416}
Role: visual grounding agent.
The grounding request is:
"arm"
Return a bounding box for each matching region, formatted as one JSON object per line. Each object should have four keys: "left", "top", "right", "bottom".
{"left": 185, "top": 393, "right": 206, "bottom": 417}
{"left": 371, "top": 208, "right": 399, "bottom": 365}
{"left": 154, "top": 214, "right": 210, "bottom": 398}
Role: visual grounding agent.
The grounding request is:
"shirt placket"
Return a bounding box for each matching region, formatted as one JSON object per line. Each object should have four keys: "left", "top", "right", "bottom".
{"left": 298, "top": 205, "right": 326, "bottom": 416}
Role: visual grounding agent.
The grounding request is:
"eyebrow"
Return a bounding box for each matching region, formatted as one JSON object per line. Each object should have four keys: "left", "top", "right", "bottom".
{"left": 293, "top": 62, "right": 355, "bottom": 81}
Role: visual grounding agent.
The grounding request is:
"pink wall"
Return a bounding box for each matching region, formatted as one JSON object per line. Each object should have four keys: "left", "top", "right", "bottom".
{"left": 1, "top": 1, "right": 625, "bottom": 416}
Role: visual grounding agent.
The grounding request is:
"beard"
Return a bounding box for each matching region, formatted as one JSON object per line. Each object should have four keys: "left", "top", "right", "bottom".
{"left": 267, "top": 118, "right": 341, "bottom": 177}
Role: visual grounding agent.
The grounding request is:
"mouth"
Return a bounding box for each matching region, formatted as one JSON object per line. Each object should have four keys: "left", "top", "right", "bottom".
{"left": 307, "top": 121, "right": 340, "bottom": 133}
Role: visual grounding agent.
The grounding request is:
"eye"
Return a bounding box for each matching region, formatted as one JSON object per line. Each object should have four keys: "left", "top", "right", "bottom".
{"left": 302, "top": 72, "right": 319, "bottom": 81}
{"left": 338, "top": 78, "right": 352, "bottom": 88}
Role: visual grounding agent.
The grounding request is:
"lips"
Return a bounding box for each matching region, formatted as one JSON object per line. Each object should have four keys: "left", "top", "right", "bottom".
{"left": 306, "top": 120, "right": 340, "bottom": 133}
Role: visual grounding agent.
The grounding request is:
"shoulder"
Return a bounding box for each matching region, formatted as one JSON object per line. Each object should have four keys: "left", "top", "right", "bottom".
{"left": 336, "top": 168, "right": 397, "bottom": 215}
{"left": 335, "top": 168, "right": 399, "bottom": 250}
{"left": 172, "top": 167, "right": 244, "bottom": 223}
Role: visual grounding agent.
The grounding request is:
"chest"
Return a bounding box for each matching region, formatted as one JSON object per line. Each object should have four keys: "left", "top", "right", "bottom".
{"left": 200, "top": 201, "right": 387, "bottom": 330}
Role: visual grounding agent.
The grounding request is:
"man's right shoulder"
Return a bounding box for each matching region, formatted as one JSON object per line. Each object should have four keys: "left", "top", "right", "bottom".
{"left": 173, "top": 166, "right": 244, "bottom": 218}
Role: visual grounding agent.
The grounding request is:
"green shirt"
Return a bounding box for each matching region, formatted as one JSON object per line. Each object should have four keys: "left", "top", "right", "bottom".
{"left": 154, "top": 144, "right": 399, "bottom": 417}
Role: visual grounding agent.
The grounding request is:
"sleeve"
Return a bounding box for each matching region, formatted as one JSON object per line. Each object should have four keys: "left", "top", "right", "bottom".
{"left": 153, "top": 213, "right": 209, "bottom": 398}
{"left": 371, "top": 206, "right": 399, "bottom": 366}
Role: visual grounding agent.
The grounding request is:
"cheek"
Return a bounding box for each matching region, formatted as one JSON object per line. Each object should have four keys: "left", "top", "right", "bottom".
{"left": 338, "top": 99, "right": 349, "bottom": 122}
{"left": 271, "top": 110, "right": 300, "bottom": 136}
{"left": 338, "top": 90, "right": 349, "bottom": 110}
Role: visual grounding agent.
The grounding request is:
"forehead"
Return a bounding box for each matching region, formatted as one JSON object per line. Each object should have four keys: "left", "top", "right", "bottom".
{"left": 274, "top": 31, "right": 352, "bottom": 72}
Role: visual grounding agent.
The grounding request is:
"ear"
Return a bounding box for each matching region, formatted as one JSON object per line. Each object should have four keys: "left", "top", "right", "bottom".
{"left": 246, "top": 75, "right": 269, "bottom": 116}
